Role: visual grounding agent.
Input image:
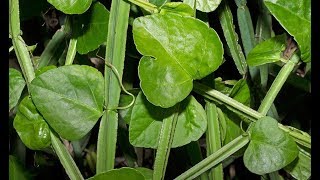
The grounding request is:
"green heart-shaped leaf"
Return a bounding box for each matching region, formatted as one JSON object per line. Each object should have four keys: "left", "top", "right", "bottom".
{"left": 264, "top": 0, "right": 310, "bottom": 62}
{"left": 76, "top": 2, "right": 110, "bottom": 54}
{"left": 247, "top": 34, "right": 287, "bottom": 67}
{"left": 30, "top": 65, "right": 104, "bottom": 140}
{"left": 13, "top": 96, "right": 51, "bottom": 150}
{"left": 133, "top": 13, "right": 223, "bottom": 108}
{"left": 87, "top": 167, "right": 145, "bottom": 180}
{"left": 9, "top": 68, "right": 26, "bottom": 111}
{"left": 244, "top": 117, "right": 299, "bottom": 175}
{"left": 48, "top": 0, "right": 92, "bottom": 14}
{"left": 129, "top": 92, "right": 207, "bottom": 148}
{"left": 183, "top": 0, "right": 222, "bottom": 12}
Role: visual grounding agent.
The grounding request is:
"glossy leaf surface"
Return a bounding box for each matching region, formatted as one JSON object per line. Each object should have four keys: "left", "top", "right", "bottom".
{"left": 47, "top": 0, "right": 92, "bottom": 14}
{"left": 247, "top": 34, "right": 287, "bottom": 66}
{"left": 184, "top": 0, "right": 222, "bottom": 12}
{"left": 76, "top": 2, "right": 110, "bottom": 54}
{"left": 9, "top": 68, "right": 26, "bottom": 111}
{"left": 264, "top": 0, "right": 310, "bottom": 62}
{"left": 30, "top": 65, "right": 104, "bottom": 140}
{"left": 88, "top": 167, "right": 145, "bottom": 180}
{"left": 244, "top": 117, "right": 299, "bottom": 175}
{"left": 13, "top": 96, "right": 51, "bottom": 150}
{"left": 129, "top": 92, "right": 207, "bottom": 148}
{"left": 133, "top": 13, "right": 223, "bottom": 108}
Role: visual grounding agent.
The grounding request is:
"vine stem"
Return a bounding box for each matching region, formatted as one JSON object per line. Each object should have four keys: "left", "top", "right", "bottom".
{"left": 153, "top": 108, "right": 179, "bottom": 180}
{"left": 205, "top": 102, "right": 223, "bottom": 180}
{"left": 96, "top": 0, "right": 130, "bottom": 173}
{"left": 193, "top": 81, "right": 310, "bottom": 148}
{"left": 65, "top": 38, "right": 77, "bottom": 65}
{"left": 51, "top": 132, "right": 84, "bottom": 180}
{"left": 126, "top": 0, "right": 158, "bottom": 13}
{"left": 258, "top": 54, "right": 300, "bottom": 115}
{"left": 10, "top": 1, "right": 83, "bottom": 179}
{"left": 9, "top": 0, "right": 35, "bottom": 90}
{"left": 174, "top": 135, "right": 250, "bottom": 180}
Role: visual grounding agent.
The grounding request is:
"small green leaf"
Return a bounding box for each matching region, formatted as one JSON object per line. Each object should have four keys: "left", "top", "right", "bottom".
{"left": 244, "top": 117, "right": 299, "bottom": 175}
{"left": 76, "top": 2, "right": 110, "bottom": 54}
{"left": 284, "top": 148, "right": 311, "bottom": 180}
{"left": 264, "top": 0, "right": 310, "bottom": 62}
{"left": 47, "top": 0, "right": 92, "bottom": 14}
{"left": 30, "top": 65, "right": 104, "bottom": 140}
{"left": 133, "top": 13, "right": 223, "bottom": 108}
{"left": 87, "top": 167, "right": 145, "bottom": 180}
{"left": 160, "top": 2, "right": 194, "bottom": 17}
{"left": 247, "top": 34, "right": 287, "bottom": 66}
{"left": 135, "top": 167, "right": 153, "bottom": 180}
{"left": 183, "top": 0, "right": 222, "bottom": 12}
{"left": 129, "top": 92, "right": 207, "bottom": 148}
{"left": 13, "top": 96, "right": 51, "bottom": 150}
{"left": 9, "top": 68, "right": 26, "bottom": 111}
{"left": 9, "top": 155, "right": 32, "bottom": 180}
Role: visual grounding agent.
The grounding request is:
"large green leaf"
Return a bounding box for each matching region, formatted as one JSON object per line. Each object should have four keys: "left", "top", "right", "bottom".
{"left": 9, "top": 68, "right": 26, "bottom": 111}
{"left": 133, "top": 13, "right": 223, "bottom": 108}
{"left": 247, "top": 34, "right": 287, "bottom": 66}
{"left": 13, "top": 96, "right": 51, "bottom": 150}
{"left": 244, "top": 117, "right": 299, "bottom": 175}
{"left": 87, "top": 167, "right": 145, "bottom": 180}
{"left": 129, "top": 92, "right": 207, "bottom": 148}
{"left": 47, "top": 0, "right": 92, "bottom": 14}
{"left": 76, "top": 2, "right": 110, "bottom": 54}
{"left": 9, "top": 155, "right": 32, "bottom": 180}
{"left": 183, "top": 0, "right": 222, "bottom": 12}
{"left": 284, "top": 148, "right": 311, "bottom": 180}
{"left": 30, "top": 65, "right": 104, "bottom": 140}
{"left": 264, "top": 0, "right": 311, "bottom": 62}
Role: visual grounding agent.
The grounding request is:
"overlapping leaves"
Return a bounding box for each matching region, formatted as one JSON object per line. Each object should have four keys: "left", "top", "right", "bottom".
{"left": 264, "top": 0, "right": 310, "bottom": 62}
{"left": 13, "top": 96, "right": 51, "bottom": 150}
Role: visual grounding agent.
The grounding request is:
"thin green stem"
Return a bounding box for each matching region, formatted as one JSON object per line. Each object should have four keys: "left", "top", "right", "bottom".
{"left": 205, "top": 102, "right": 223, "bottom": 180}
{"left": 65, "top": 38, "right": 77, "bottom": 65}
{"left": 153, "top": 109, "right": 179, "bottom": 180}
{"left": 126, "top": 0, "right": 158, "bottom": 13}
{"left": 96, "top": 0, "right": 130, "bottom": 173}
{"left": 50, "top": 132, "right": 84, "bottom": 180}
{"left": 194, "top": 81, "right": 261, "bottom": 121}
{"left": 174, "top": 135, "right": 250, "bottom": 180}
{"left": 193, "top": 81, "right": 311, "bottom": 149}
{"left": 9, "top": 0, "right": 35, "bottom": 89}
{"left": 258, "top": 54, "right": 300, "bottom": 115}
